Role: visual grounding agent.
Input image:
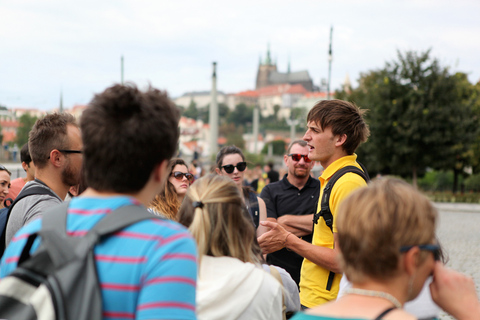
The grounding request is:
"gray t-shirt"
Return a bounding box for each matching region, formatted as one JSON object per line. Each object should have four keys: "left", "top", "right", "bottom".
{"left": 5, "top": 179, "right": 62, "bottom": 246}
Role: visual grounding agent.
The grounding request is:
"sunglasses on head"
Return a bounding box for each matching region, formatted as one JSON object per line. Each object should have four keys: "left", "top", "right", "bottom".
{"left": 171, "top": 171, "right": 194, "bottom": 182}
{"left": 400, "top": 244, "right": 441, "bottom": 261}
{"left": 288, "top": 153, "right": 312, "bottom": 163}
{"left": 221, "top": 162, "right": 247, "bottom": 174}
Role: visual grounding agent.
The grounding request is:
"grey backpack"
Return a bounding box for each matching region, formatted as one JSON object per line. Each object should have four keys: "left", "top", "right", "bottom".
{"left": 0, "top": 202, "right": 160, "bottom": 320}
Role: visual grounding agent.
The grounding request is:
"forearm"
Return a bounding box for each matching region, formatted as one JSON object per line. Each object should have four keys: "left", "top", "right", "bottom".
{"left": 277, "top": 214, "right": 313, "bottom": 237}
{"left": 284, "top": 233, "right": 341, "bottom": 273}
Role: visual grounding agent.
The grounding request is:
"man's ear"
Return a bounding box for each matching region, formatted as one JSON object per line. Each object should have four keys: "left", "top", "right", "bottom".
{"left": 215, "top": 167, "right": 221, "bottom": 175}
{"left": 21, "top": 161, "right": 29, "bottom": 172}
{"left": 283, "top": 154, "right": 289, "bottom": 166}
{"left": 49, "top": 150, "right": 63, "bottom": 168}
{"left": 335, "top": 134, "right": 347, "bottom": 147}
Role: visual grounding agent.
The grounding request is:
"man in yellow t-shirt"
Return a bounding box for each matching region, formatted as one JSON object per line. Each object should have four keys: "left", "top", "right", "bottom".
{"left": 258, "top": 99, "right": 370, "bottom": 308}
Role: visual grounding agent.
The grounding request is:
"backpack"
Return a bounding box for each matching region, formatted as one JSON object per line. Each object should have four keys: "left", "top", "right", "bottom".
{"left": 0, "top": 184, "right": 58, "bottom": 258}
{"left": 0, "top": 202, "right": 161, "bottom": 320}
{"left": 312, "top": 163, "right": 370, "bottom": 291}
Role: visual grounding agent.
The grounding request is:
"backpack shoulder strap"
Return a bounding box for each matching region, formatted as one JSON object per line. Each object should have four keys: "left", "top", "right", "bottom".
{"left": 0, "top": 185, "right": 58, "bottom": 259}
{"left": 37, "top": 203, "right": 160, "bottom": 268}
{"left": 313, "top": 165, "right": 369, "bottom": 231}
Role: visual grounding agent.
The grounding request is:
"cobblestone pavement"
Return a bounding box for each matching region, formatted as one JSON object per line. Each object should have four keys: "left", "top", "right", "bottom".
{"left": 434, "top": 203, "right": 480, "bottom": 320}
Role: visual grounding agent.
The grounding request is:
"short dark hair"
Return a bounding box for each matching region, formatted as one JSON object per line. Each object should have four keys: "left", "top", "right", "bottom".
{"left": 20, "top": 143, "right": 32, "bottom": 165}
{"left": 307, "top": 99, "right": 370, "bottom": 155}
{"left": 81, "top": 84, "right": 180, "bottom": 193}
{"left": 286, "top": 140, "right": 307, "bottom": 154}
{"left": 28, "top": 113, "right": 78, "bottom": 169}
{"left": 216, "top": 145, "right": 245, "bottom": 168}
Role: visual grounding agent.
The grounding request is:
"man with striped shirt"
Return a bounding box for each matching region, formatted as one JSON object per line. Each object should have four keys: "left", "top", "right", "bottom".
{"left": 1, "top": 84, "right": 198, "bottom": 320}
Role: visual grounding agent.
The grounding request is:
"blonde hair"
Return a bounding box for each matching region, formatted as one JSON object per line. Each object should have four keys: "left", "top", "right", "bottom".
{"left": 178, "top": 174, "right": 261, "bottom": 264}
{"left": 337, "top": 178, "right": 437, "bottom": 282}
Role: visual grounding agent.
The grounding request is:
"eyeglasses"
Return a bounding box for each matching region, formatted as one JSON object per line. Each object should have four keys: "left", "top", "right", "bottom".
{"left": 171, "top": 171, "right": 194, "bottom": 183}
{"left": 288, "top": 154, "right": 312, "bottom": 163}
{"left": 400, "top": 244, "right": 441, "bottom": 261}
{"left": 221, "top": 162, "right": 247, "bottom": 174}
{"left": 58, "top": 149, "right": 82, "bottom": 154}
{"left": 48, "top": 149, "right": 83, "bottom": 159}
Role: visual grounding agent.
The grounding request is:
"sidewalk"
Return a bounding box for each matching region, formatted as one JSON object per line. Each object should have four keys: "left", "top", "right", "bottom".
{"left": 433, "top": 202, "right": 480, "bottom": 214}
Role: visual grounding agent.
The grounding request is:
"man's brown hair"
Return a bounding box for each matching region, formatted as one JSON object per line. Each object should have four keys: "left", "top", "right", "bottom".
{"left": 81, "top": 84, "right": 180, "bottom": 193}
{"left": 307, "top": 99, "right": 370, "bottom": 154}
{"left": 28, "top": 113, "right": 78, "bottom": 169}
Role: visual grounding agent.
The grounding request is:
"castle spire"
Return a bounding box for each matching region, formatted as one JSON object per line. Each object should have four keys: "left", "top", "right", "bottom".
{"left": 265, "top": 43, "right": 272, "bottom": 65}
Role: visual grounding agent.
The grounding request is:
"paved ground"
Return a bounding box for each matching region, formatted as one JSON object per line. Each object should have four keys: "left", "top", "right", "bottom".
{"left": 434, "top": 203, "right": 480, "bottom": 320}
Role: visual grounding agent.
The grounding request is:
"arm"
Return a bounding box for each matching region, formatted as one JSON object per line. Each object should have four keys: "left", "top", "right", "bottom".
{"left": 256, "top": 197, "right": 269, "bottom": 237}
{"left": 257, "top": 220, "right": 342, "bottom": 274}
{"left": 277, "top": 214, "right": 313, "bottom": 236}
{"left": 430, "top": 262, "right": 480, "bottom": 320}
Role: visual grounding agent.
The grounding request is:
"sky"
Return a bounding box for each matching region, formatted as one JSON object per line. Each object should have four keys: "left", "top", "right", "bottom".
{"left": 0, "top": 0, "right": 479, "bottom": 110}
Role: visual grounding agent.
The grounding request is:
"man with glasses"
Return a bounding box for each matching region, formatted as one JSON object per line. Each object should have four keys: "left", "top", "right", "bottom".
{"left": 259, "top": 140, "right": 319, "bottom": 286}
{"left": 4, "top": 113, "right": 83, "bottom": 247}
{"left": 1, "top": 84, "right": 197, "bottom": 319}
{"left": 259, "top": 100, "right": 370, "bottom": 308}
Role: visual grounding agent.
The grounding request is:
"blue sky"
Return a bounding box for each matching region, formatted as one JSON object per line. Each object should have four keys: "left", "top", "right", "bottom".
{"left": 1, "top": 0, "right": 479, "bottom": 110}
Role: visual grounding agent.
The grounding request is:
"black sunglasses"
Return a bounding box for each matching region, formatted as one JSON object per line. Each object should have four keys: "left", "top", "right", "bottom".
{"left": 222, "top": 162, "right": 247, "bottom": 174}
{"left": 172, "top": 171, "right": 194, "bottom": 183}
{"left": 288, "top": 153, "right": 312, "bottom": 163}
{"left": 400, "top": 244, "right": 441, "bottom": 261}
{"left": 48, "top": 149, "right": 83, "bottom": 159}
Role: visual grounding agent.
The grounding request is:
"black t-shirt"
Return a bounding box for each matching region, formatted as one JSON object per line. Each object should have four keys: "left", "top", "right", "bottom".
{"left": 260, "top": 174, "right": 320, "bottom": 285}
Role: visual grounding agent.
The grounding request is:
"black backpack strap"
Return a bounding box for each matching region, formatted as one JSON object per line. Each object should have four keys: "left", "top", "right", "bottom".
{"left": 373, "top": 307, "right": 397, "bottom": 320}
{"left": 312, "top": 164, "right": 369, "bottom": 291}
{"left": 0, "top": 185, "right": 57, "bottom": 258}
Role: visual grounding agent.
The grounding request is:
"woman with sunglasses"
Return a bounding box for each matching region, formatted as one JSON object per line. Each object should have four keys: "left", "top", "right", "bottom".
{"left": 149, "top": 158, "right": 193, "bottom": 220}
{"left": 215, "top": 146, "right": 268, "bottom": 236}
{"left": 292, "top": 177, "right": 480, "bottom": 320}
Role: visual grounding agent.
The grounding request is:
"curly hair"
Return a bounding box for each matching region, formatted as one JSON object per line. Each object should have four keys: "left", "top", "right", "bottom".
{"left": 149, "top": 158, "right": 188, "bottom": 220}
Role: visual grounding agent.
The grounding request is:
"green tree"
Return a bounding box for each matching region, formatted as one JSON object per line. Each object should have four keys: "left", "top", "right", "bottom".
{"left": 182, "top": 99, "right": 198, "bottom": 119}
{"left": 337, "top": 50, "right": 478, "bottom": 189}
{"left": 227, "top": 103, "right": 254, "bottom": 127}
{"left": 16, "top": 113, "right": 38, "bottom": 146}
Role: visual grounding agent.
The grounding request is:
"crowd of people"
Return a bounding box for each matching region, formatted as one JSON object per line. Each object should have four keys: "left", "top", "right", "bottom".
{"left": 0, "top": 84, "right": 478, "bottom": 320}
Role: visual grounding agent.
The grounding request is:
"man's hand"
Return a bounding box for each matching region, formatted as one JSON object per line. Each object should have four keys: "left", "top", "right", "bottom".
{"left": 257, "top": 221, "right": 290, "bottom": 254}
{"left": 430, "top": 262, "right": 480, "bottom": 319}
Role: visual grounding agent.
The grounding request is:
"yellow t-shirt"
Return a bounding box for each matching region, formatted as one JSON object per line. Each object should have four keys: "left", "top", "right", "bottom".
{"left": 299, "top": 154, "right": 367, "bottom": 308}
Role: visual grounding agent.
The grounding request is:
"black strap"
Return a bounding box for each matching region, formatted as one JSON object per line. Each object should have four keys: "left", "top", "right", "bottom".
{"left": 373, "top": 306, "right": 397, "bottom": 320}
{"left": 0, "top": 184, "right": 58, "bottom": 258}
{"left": 312, "top": 163, "right": 369, "bottom": 291}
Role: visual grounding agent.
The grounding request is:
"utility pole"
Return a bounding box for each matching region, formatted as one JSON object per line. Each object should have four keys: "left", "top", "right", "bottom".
{"left": 253, "top": 105, "right": 259, "bottom": 154}
{"left": 209, "top": 62, "right": 218, "bottom": 156}
{"left": 121, "top": 55, "right": 124, "bottom": 84}
{"left": 327, "top": 26, "right": 333, "bottom": 100}
{"left": 59, "top": 89, "right": 63, "bottom": 113}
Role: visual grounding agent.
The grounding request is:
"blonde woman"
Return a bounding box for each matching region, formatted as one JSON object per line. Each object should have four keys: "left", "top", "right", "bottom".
{"left": 178, "top": 174, "right": 282, "bottom": 320}
{"left": 292, "top": 178, "right": 480, "bottom": 320}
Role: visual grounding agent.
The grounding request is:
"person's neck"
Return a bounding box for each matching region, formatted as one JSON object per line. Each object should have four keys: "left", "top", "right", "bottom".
{"left": 286, "top": 174, "right": 309, "bottom": 190}
{"left": 349, "top": 278, "right": 408, "bottom": 307}
{"left": 35, "top": 170, "right": 68, "bottom": 200}
{"left": 80, "top": 188, "right": 149, "bottom": 206}
{"left": 320, "top": 150, "right": 349, "bottom": 169}
{"left": 177, "top": 194, "right": 185, "bottom": 204}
